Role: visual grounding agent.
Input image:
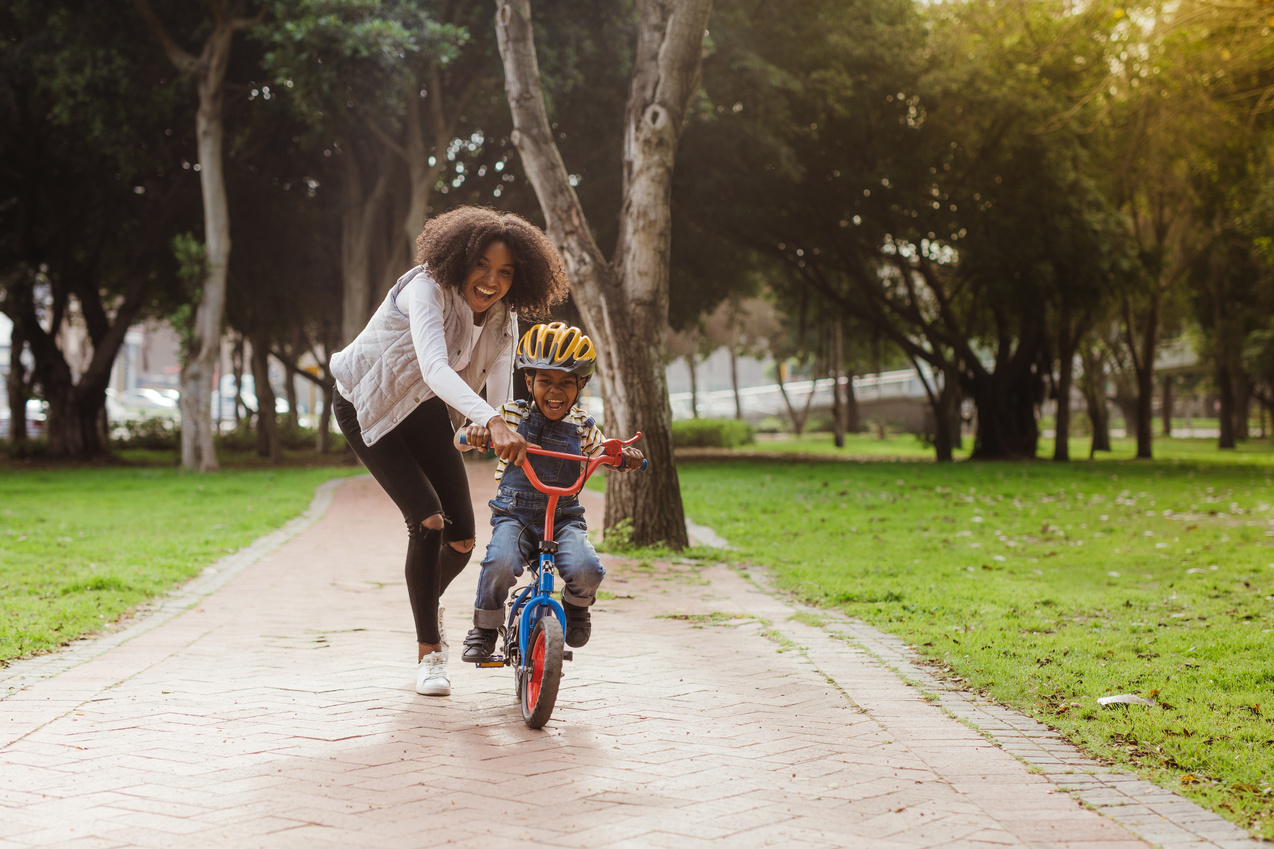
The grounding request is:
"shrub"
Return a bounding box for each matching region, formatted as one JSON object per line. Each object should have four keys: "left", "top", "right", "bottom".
{"left": 671, "top": 417, "right": 755, "bottom": 448}
{"left": 754, "top": 416, "right": 788, "bottom": 434}
{"left": 112, "top": 416, "right": 180, "bottom": 451}
{"left": 3, "top": 437, "right": 48, "bottom": 459}
{"left": 213, "top": 422, "right": 346, "bottom": 453}
{"left": 805, "top": 414, "right": 836, "bottom": 433}
{"left": 214, "top": 424, "right": 256, "bottom": 452}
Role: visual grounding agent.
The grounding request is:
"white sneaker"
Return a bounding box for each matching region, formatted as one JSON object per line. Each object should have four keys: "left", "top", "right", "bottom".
{"left": 416, "top": 651, "right": 450, "bottom": 696}
{"left": 438, "top": 605, "right": 448, "bottom": 661}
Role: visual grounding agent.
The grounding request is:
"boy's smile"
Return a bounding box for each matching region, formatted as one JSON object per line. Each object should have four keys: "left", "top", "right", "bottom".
{"left": 527, "top": 369, "right": 583, "bottom": 421}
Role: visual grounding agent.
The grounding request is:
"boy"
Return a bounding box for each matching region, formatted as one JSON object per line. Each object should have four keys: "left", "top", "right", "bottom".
{"left": 459, "top": 322, "right": 644, "bottom": 662}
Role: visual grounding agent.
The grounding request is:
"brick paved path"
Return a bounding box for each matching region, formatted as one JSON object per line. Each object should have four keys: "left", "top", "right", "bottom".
{"left": 0, "top": 466, "right": 1263, "bottom": 848}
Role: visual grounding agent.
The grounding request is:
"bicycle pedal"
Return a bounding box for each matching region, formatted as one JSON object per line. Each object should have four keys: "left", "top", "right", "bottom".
{"left": 562, "top": 651, "right": 573, "bottom": 662}
{"left": 474, "top": 656, "right": 506, "bottom": 668}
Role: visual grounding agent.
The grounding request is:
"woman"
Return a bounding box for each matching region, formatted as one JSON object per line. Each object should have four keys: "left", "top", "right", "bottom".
{"left": 331, "top": 206, "right": 569, "bottom": 697}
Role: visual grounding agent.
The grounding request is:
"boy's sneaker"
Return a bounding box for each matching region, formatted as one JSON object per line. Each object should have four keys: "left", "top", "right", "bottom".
{"left": 563, "top": 601, "right": 591, "bottom": 648}
{"left": 461, "top": 627, "right": 498, "bottom": 662}
{"left": 416, "top": 651, "right": 450, "bottom": 696}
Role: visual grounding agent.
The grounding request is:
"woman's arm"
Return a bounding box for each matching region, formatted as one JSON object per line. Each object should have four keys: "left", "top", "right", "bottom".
{"left": 408, "top": 278, "right": 526, "bottom": 464}
{"left": 408, "top": 277, "right": 500, "bottom": 426}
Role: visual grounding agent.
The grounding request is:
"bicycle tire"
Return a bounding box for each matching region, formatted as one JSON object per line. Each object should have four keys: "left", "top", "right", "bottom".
{"left": 521, "top": 616, "right": 563, "bottom": 729}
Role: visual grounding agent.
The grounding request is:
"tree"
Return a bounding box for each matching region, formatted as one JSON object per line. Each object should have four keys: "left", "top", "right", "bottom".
{"left": 260, "top": 0, "right": 502, "bottom": 345}
{"left": 132, "top": 0, "right": 265, "bottom": 471}
{"left": 1, "top": 0, "right": 199, "bottom": 459}
{"left": 676, "top": 0, "right": 1127, "bottom": 461}
{"left": 1093, "top": 0, "right": 1274, "bottom": 457}
{"left": 495, "top": 0, "right": 713, "bottom": 547}
{"left": 701, "top": 296, "right": 778, "bottom": 421}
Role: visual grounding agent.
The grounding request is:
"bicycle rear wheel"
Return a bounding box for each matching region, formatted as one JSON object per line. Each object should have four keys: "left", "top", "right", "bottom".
{"left": 521, "top": 616, "right": 563, "bottom": 729}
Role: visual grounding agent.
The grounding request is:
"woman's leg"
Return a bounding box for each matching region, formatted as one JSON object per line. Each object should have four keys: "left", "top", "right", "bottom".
{"left": 404, "top": 406, "right": 478, "bottom": 599}
{"left": 334, "top": 394, "right": 455, "bottom": 657}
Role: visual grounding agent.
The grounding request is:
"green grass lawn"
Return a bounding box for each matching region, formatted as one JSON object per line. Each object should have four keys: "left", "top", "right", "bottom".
{"left": 0, "top": 455, "right": 362, "bottom": 663}
{"left": 677, "top": 436, "right": 1274, "bottom": 838}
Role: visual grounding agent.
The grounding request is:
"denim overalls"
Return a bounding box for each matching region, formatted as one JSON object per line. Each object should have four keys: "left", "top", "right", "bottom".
{"left": 472, "top": 402, "right": 606, "bottom": 630}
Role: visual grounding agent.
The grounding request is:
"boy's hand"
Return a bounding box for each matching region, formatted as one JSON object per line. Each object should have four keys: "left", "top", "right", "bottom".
{"left": 619, "top": 446, "right": 645, "bottom": 472}
{"left": 463, "top": 423, "right": 491, "bottom": 451}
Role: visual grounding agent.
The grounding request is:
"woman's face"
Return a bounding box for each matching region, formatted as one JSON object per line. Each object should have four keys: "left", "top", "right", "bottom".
{"left": 463, "top": 240, "right": 515, "bottom": 316}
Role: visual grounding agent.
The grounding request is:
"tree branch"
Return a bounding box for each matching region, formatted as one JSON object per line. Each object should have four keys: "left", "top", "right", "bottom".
{"left": 131, "top": 0, "right": 198, "bottom": 73}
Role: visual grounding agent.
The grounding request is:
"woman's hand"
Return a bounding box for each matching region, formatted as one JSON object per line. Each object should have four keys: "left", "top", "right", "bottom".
{"left": 486, "top": 416, "right": 529, "bottom": 466}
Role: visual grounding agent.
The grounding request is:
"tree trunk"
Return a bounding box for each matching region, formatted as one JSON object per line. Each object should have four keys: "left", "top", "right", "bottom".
{"left": 5, "top": 282, "right": 132, "bottom": 461}
{"left": 183, "top": 31, "right": 235, "bottom": 471}
{"left": 1234, "top": 371, "right": 1251, "bottom": 441}
{"left": 969, "top": 366, "right": 1041, "bottom": 460}
{"left": 395, "top": 88, "right": 451, "bottom": 262}
{"left": 1078, "top": 341, "right": 1111, "bottom": 454}
{"left": 5, "top": 327, "right": 29, "bottom": 446}
{"left": 317, "top": 383, "right": 333, "bottom": 454}
{"left": 231, "top": 335, "right": 245, "bottom": 428}
{"left": 831, "top": 319, "right": 845, "bottom": 448}
{"left": 775, "top": 361, "right": 814, "bottom": 435}
{"left": 1053, "top": 332, "right": 1076, "bottom": 462}
{"left": 250, "top": 334, "right": 281, "bottom": 462}
{"left": 340, "top": 150, "right": 393, "bottom": 346}
{"left": 685, "top": 352, "right": 699, "bottom": 418}
{"left": 1217, "top": 357, "right": 1235, "bottom": 448}
{"left": 133, "top": 1, "right": 261, "bottom": 471}
{"left": 1161, "top": 375, "right": 1173, "bottom": 436}
{"left": 924, "top": 370, "right": 958, "bottom": 463}
{"left": 495, "top": 0, "right": 711, "bottom": 548}
{"left": 1123, "top": 290, "right": 1161, "bottom": 460}
{"left": 729, "top": 349, "right": 742, "bottom": 420}
{"left": 845, "top": 370, "right": 860, "bottom": 435}
{"left": 1087, "top": 395, "right": 1111, "bottom": 454}
{"left": 284, "top": 370, "right": 298, "bottom": 431}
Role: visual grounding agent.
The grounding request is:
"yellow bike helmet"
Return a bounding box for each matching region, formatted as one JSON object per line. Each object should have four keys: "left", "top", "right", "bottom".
{"left": 516, "top": 322, "right": 597, "bottom": 377}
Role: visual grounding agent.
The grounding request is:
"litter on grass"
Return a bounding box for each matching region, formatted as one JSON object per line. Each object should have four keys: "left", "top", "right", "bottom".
{"left": 1098, "top": 693, "right": 1156, "bottom": 707}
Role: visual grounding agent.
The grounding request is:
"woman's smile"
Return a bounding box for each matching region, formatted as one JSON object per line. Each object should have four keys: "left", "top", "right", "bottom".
{"left": 464, "top": 240, "right": 515, "bottom": 316}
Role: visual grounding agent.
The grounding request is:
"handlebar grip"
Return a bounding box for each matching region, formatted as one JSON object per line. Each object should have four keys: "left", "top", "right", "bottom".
{"left": 454, "top": 430, "right": 478, "bottom": 452}
{"left": 639, "top": 458, "right": 648, "bottom": 472}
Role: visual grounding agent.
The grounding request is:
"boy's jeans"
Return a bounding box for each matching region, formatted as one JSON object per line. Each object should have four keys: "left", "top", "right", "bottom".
{"left": 473, "top": 489, "right": 606, "bottom": 630}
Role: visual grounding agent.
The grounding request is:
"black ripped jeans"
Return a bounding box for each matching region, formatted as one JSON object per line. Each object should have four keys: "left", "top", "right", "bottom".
{"left": 334, "top": 392, "right": 474, "bottom": 646}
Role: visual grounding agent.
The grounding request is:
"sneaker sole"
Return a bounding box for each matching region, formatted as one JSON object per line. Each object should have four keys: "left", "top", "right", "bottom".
{"left": 417, "top": 681, "right": 450, "bottom": 696}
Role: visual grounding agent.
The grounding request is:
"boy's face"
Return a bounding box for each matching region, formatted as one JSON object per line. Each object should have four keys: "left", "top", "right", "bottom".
{"left": 526, "top": 369, "right": 582, "bottom": 421}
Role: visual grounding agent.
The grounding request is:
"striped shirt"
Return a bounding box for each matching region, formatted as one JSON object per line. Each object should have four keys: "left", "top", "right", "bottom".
{"left": 492, "top": 401, "right": 606, "bottom": 482}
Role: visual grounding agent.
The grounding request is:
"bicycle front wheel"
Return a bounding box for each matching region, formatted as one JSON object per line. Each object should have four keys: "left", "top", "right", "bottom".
{"left": 521, "top": 616, "right": 563, "bottom": 729}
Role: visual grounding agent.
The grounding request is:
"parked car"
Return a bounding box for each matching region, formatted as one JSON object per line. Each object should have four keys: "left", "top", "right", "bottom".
{"left": 106, "top": 387, "right": 180, "bottom": 422}
{"left": 0, "top": 399, "right": 48, "bottom": 440}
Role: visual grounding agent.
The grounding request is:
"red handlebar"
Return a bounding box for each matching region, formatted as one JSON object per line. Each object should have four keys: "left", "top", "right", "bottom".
{"left": 456, "top": 431, "right": 644, "bottom": 542}
{"left": 518, "top": 434, "right": 644, "bottom": 498}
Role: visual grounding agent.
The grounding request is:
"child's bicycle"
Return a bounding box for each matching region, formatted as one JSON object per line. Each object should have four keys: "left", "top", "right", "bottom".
{"left": 456, "top": 431, "right": 646, "bottom": 728}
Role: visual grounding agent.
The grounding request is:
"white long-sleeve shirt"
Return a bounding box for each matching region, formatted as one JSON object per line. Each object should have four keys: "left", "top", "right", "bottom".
{"left": 399, "top": 277, "right": 507, "bottom": 427}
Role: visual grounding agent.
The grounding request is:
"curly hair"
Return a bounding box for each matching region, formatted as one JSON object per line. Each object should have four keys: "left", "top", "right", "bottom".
{"left": 415, "top": 206, "right": 570, "bottom": 318}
